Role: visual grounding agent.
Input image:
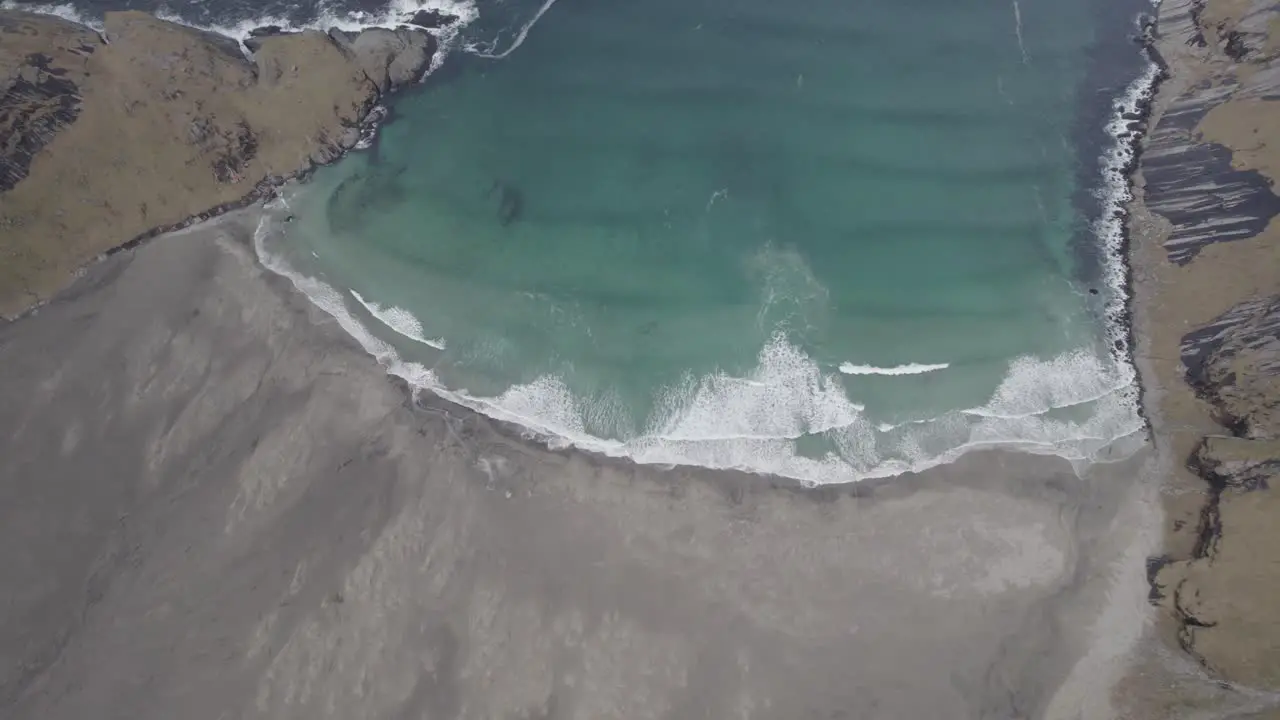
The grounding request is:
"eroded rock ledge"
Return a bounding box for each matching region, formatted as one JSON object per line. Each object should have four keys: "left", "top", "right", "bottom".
{"left": 1143, "top": 0, "right": 1280, "bottom": 692}
{"left": 0, "top": 10, "right": 436, "bottom": 318}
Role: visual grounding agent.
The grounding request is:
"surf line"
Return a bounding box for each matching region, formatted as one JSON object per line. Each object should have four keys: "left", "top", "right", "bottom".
{"left": 470, "top": 0, "right": 561, "bottom": 60}
{"left": 1012, "top": 0, "right": 1030, "bottom": 65}
{"left": 350, "top": 289, "right": 447, "bottom": 350}
{"left": 839, "top": 362, "right": 949, "bottom": 376}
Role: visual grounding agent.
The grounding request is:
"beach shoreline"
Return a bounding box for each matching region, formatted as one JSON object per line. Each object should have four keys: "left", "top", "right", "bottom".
{"left": 0, "top": 206, "right": 1165, "bottom": 718}
{"left": 0, "top": 1, "right": 1277, "bottom": 717}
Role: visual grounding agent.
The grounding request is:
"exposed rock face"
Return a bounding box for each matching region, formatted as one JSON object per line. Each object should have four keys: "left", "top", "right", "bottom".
{"left": 403, "top": 9, "right": 458, "bottom": 29}
{"left": 1154, "top": 435, "right": 1280, "bottom": 689}
{"left": 1142, "top": 0, "right": 1280, "bottom": 693}
{"left": 0, "top": 14, "right": 98, "bottom": 193}
{"left": 329, "top": 27, "right": 436, "bottom": 92}
{"left": 1141, "top": 0, "right": 1280, "bottom": 265}
{"left": 1141, "top": 81, "right": 1280, "bottom": 264}
{"left": 1184, "top": 294, "right": 1280, "bottom": 437}
{"left": 0, "top": 10, "right": 435, "bottom": 319}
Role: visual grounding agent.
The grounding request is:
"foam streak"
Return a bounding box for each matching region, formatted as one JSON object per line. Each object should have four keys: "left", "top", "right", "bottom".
{"left": 469, "top": 0, "right": 560, "bottom": 59}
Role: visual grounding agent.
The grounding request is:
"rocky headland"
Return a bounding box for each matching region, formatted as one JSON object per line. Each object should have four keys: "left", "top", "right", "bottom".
{"left": 1134, "top": 0, "right": 1280, "bottom": 698}
{"left": 0, "top": 10, "right": 435, "bottom": 318}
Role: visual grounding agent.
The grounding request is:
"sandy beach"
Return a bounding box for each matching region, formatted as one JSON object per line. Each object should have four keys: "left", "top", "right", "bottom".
{"left": 2, "top": 0, "right": 1280, "bottom": 717}
{"left": 0, "top": 209, "right": 1166, "bottom": 718}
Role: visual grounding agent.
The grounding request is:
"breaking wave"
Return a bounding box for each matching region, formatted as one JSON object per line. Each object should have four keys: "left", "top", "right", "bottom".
{"left": 839, "top": 362, "right": 950, "bottom": 376}
{"left": 239, "top": 10, "right": 1164, "bottom": 484}
{"left": 253, "top": 200, "right": 1144, "bottom": 485}
{"left": 31, "top": 0, "right": 1161, "bottom": 485}
{"left": 1, "top": 0, "right": 481, "bottom": 69}
{"left": 350, "top": 289, "right": 446, "bottom": 350}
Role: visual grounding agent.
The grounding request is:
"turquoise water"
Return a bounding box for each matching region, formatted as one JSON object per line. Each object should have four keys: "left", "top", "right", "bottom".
{"left": 262, "top": 0, "right": 1149, "bottom": 482}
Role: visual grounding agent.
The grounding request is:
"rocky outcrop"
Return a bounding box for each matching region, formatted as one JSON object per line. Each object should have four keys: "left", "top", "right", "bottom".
{"left": 1194, "top": 0, "right": 1280, "bottom": 62}
{"left": 1156, "top": 290, "right": 1280, "bottom": 687}
{"left": 1143, "top": 0, "right": 1280, "bottom": 693}
{"left": 0, "top": 10, "right": 436, "bottom": 319}
{"left": 0, "top": 14, "right": 98, "bottom": 193}
{"left": 1153, "top": 433, "right": 1280, "bottom": 689}
{"left": 1140, "top": 0, "right": 1280, "bottom": 265}
{"left": 329, "top": 27, "right": 435, "bottom": 93}
{"left": 1141, "top": 79, "right": 1280, "bottom": 264}
{"left": 403, "top": 9, "right": 459, "bottom": 29}
{"left": 1184, "top": 294, "right": 1280, "bottom": 437}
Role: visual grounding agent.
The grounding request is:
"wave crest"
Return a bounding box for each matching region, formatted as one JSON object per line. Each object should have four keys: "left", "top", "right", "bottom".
{"left": 350, "top": 289, "right": 446, "bottom": 350}
{"left": 839, "top": 362, "right": 949, "bottom": 376}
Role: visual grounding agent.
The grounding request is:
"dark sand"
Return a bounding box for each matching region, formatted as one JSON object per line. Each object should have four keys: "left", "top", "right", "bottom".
{"left": 0, "top": 211, "right": 1162, "bottom": 719}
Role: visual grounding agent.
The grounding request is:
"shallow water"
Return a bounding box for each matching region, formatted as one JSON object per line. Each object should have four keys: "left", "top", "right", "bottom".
{"left": 9, "top": 0, "right": 1154, "bottom": 482}
{"left": 273, "top": 0, "right": 1153, "bottom": 482}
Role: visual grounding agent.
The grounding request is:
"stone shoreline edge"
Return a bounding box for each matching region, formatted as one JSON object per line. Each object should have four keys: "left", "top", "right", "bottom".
{"left": 0, "top": 9, "right": 437, "bottom": 320}
{"left": 1131, "top": 0, "right": 1280, "bottom": 698}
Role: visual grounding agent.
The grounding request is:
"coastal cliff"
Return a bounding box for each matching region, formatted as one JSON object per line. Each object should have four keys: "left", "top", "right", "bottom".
{"left": 0, "top": 10, "right": 435, "bottom": 319}
{"left": 1137, "top": 0, "right": 1280, "bottom": 693}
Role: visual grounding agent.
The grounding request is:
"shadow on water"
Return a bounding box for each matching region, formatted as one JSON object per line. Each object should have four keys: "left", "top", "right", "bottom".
{"left": 486, "top": 179, "right": 524, "bottom": 227}
{"left": 326, "top": 165, "right": 409, "bottom": 234}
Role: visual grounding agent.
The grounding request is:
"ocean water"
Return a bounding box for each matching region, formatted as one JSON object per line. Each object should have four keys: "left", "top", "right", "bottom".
{"left": 10, "top": 0, "right": 1157, "bottom": 483}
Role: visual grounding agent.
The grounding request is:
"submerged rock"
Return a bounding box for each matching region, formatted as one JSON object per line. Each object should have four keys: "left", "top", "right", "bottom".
{"left": 326, "top": 166, "right": 409, "bottom": 234}
{"left": 487, "top": 180, "right": 524, "bottom": 227}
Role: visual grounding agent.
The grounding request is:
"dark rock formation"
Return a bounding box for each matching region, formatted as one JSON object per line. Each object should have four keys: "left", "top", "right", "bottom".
{"left": 1144, "top": 0, "right": 1280, "bottom": 693}
{"left": 1204, "top": 0, "right": 1280, "bottom": 62}
{"left": 244, "top": 26, "right": 299, "bottom": 53}
{"left": 1183, "top": 294, "right": 1280, "bottom": 437}
{"left": 0, "top": 14, "right": 97, "bottom": 193}
{"left": 1152, "top": 431, "right": 1280, "bottom": 688}
{"left": 1141, "top": 78, "right": 1280, "bottom": 264}
{"left": 1193, "top": 436, "right": 1280, "bottom": 494}
{"left": 248, "top": 24, "right": 289, "bottom": 37}
{"left": 403, "top": 9, "right": 458, "bottom": 29}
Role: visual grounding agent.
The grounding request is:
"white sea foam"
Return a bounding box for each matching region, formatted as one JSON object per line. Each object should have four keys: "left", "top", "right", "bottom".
{"left": 257, "top": 201, "right": 1147, "bottom": 485}
{"left": 252, "top": 215, "right": 440, "bottom": 391}
{"left": 3, "top": 0, "right": 480, "bottom": 65}
{"left": 839, "top": 362, "right": 949, "bottom": 376}
{"left": 0, "top": 2, "right": 100, "bottom": 28}
{"left": 467, "top": 0, "right": 561, "bottom": 59}
{"left": 237, "top": 5, "right": 1161, "bottom": 486}
{"left": 648, "top": 336, "right": 865, "bottom": 443}
{"left": 153, "top": 0, "right": 478, "bottom": 54}
{"left": 1090, "top": 29, "right": 1164, "bottom": 410}
{"left": 963, "top": 349, "right": 1128, "bottom": 419}
{"left": 350, "top": 289, "right": 446, "bottom": 350}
